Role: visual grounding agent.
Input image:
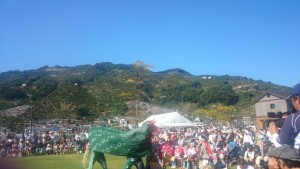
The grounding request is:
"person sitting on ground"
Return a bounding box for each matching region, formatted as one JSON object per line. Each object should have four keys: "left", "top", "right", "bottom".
{"left": 244, "top": 146, "right": 255, "bottom": 165}
{"left": 237, "top": 158, "right": 254, "bottom": 169}
{"left": 45, "top": 143, "right": 52, "bottom": 155}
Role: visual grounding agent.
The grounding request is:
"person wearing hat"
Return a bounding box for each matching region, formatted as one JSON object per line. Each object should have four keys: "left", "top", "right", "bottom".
{"left": 268, "top": 145, "right": 300, "bottom": 169}
{"left": 269, "top": 83, "right": 300, "bottom": 148}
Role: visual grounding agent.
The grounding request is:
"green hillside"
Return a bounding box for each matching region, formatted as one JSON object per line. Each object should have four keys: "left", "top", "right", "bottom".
{"left": 0, "top": 62, "right": 290, "bottom": 131}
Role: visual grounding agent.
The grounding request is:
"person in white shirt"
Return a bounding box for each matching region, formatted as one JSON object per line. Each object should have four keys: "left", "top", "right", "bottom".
{"left": 243, "top": 130, "right": 253, "bottom": 150}
{"left": 244, "top": 146, "right": 255, "bottom": 165}
{"left": 208, "top": 130, "right": 216, "bottom": 145}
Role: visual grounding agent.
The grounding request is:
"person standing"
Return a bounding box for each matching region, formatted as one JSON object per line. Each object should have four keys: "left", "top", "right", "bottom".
{"left": 243, "top": 129, "right": 253, "bottom": 150}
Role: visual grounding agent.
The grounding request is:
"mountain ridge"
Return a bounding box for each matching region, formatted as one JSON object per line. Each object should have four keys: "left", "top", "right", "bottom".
{"left": 0, "top": 62, "right": 290, "bottom": 131}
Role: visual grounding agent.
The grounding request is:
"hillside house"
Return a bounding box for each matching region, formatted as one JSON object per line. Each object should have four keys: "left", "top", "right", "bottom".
{"left": 255, "top": 92, "right": 291, "bottom": 129}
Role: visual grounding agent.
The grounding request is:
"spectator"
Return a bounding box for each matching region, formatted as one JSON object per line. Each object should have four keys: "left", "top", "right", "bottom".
{"left": 237, "top": 158, "right": 254, "bottom": 169}
{"left": 45, "top": 143, "right": 52, "bottom": 155}
{"left": 243, "top": 129, "right": 254, "bottom": 150}
{"left": 244, "top": 146, "right": 255, "bottom": 165}
{"left": 268, "top": 145, "right": 300, "bottom": 169}
{"left": 36, "top": 140, "right": 44, "bottom": 155}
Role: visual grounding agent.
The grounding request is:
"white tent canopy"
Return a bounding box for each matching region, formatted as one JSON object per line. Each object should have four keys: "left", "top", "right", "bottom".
{"left": 139, "top": 112, "right": 194, "bottom": 127}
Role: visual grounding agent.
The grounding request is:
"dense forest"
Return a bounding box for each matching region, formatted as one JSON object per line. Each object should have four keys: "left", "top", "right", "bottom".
{"left": 0, "top": 62, "right": 290, "bottom": 131}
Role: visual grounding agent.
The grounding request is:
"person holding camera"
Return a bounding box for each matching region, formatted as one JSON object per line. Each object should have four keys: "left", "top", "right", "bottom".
{"left": 268, "top": 83, "right": 300, "bottom": 148}
{"left": 267, "top": 84, "right": 300, "bottom": 169}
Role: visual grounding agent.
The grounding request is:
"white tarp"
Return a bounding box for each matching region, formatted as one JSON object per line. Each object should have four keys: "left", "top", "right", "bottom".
{"left": 138, "top": 112, "right": 194, "bottom": 127}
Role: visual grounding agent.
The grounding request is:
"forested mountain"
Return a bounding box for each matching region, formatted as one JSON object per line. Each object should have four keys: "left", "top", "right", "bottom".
{"left": 0, "top": 62, "right": 290, "bottom": 131}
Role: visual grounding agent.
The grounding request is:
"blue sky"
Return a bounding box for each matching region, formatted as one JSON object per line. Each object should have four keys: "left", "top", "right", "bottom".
{"left": 0, "top": 0, "right": 299, "bottom": 87}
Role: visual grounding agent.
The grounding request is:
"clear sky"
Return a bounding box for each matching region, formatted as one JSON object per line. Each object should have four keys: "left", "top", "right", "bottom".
{"left": 1, "top": 0, "right": 299, "bottom": 87}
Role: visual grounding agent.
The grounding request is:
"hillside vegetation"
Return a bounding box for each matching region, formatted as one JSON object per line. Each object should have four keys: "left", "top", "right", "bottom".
{"left": 0, "top": 62, "right": 290, "bottom": 131}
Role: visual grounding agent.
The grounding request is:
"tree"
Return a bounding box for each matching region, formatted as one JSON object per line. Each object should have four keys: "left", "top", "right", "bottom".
{"left": 133, "top": 60, "right": 153, "bottom": 96}
{"left": 33, "top": 78, "right": 58, "bottom": 98}
{"left": 76, "top": 107, "right": 91, "bottom": 119}
{"left": 199, "top": 83, "right": 239, "bottom": 106}
{"left": 1, "top": 87, "right": 27, "bottom": 100}
{"left": 133, "top": 61, "right": 153, "bottom": 123}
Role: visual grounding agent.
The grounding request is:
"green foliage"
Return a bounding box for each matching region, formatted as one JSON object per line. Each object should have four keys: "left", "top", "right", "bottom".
{"left": 195, "top": 103, "right": 236, "bottom": 122}
{"left": 154, "top": 77, "right": 203, "bottom": 104}
{"left": 0, "top": 62, "right": 291, "bottom": 129}
{"left": 32, "top": 78, "right": 58, "bottom": 99}
{"left": 199, "top": 83, "right": 239, "bottom": 106}
{"left": 0, "top": 116, "right": 26, "bottom": 133}
{"left": 75, "top": 106, "right": 91, "bottom": 119}
{"left": 0, "top": 101, "right": 16, "bottom": 110}
{"left": 0, "top": 87, "right": 27, "bottom": 100}
{"left": 108, "top": 102, "right": 128, "bottom": 116}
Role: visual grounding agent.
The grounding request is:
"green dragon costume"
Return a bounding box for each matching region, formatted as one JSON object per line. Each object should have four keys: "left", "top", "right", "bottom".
{"left": 83, "top": 122, "right": 155, "bottom": 169}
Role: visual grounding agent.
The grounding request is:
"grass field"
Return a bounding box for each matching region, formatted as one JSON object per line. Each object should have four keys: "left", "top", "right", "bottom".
{"left": 2, "top": 154, "right": 237, "bottom": 169}
{"left": 2, "top": 153, "right": 127, "bottom": 169}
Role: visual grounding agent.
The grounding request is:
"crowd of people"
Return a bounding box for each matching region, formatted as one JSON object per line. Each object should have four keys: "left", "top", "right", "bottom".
{"left": 147, "top": 83, "right": 300, "bottom": 169}
{"left": 1, "top": 83, "right": 300, "bottom": 169}
{"left": 1, "top": 122, "right": 269, "bottom": 169}
{"left": 0, "top": 130, "right": 89, "bottom": 158}
{"left": 0, "top": 123, "right": 295, "bottom": 169}
{"left": 150, "top": 125, "right": 270, "bottom": 169}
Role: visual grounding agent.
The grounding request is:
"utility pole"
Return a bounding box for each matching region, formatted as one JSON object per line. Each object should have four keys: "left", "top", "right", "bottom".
{"left": 30, "top": 106, "right": 33, "bottom": 135}
{"left": 135, "top": 69, "right": 141, "bottom": 126}
{"left": 135, "top": 99, "right": 139, "bottom": 126}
